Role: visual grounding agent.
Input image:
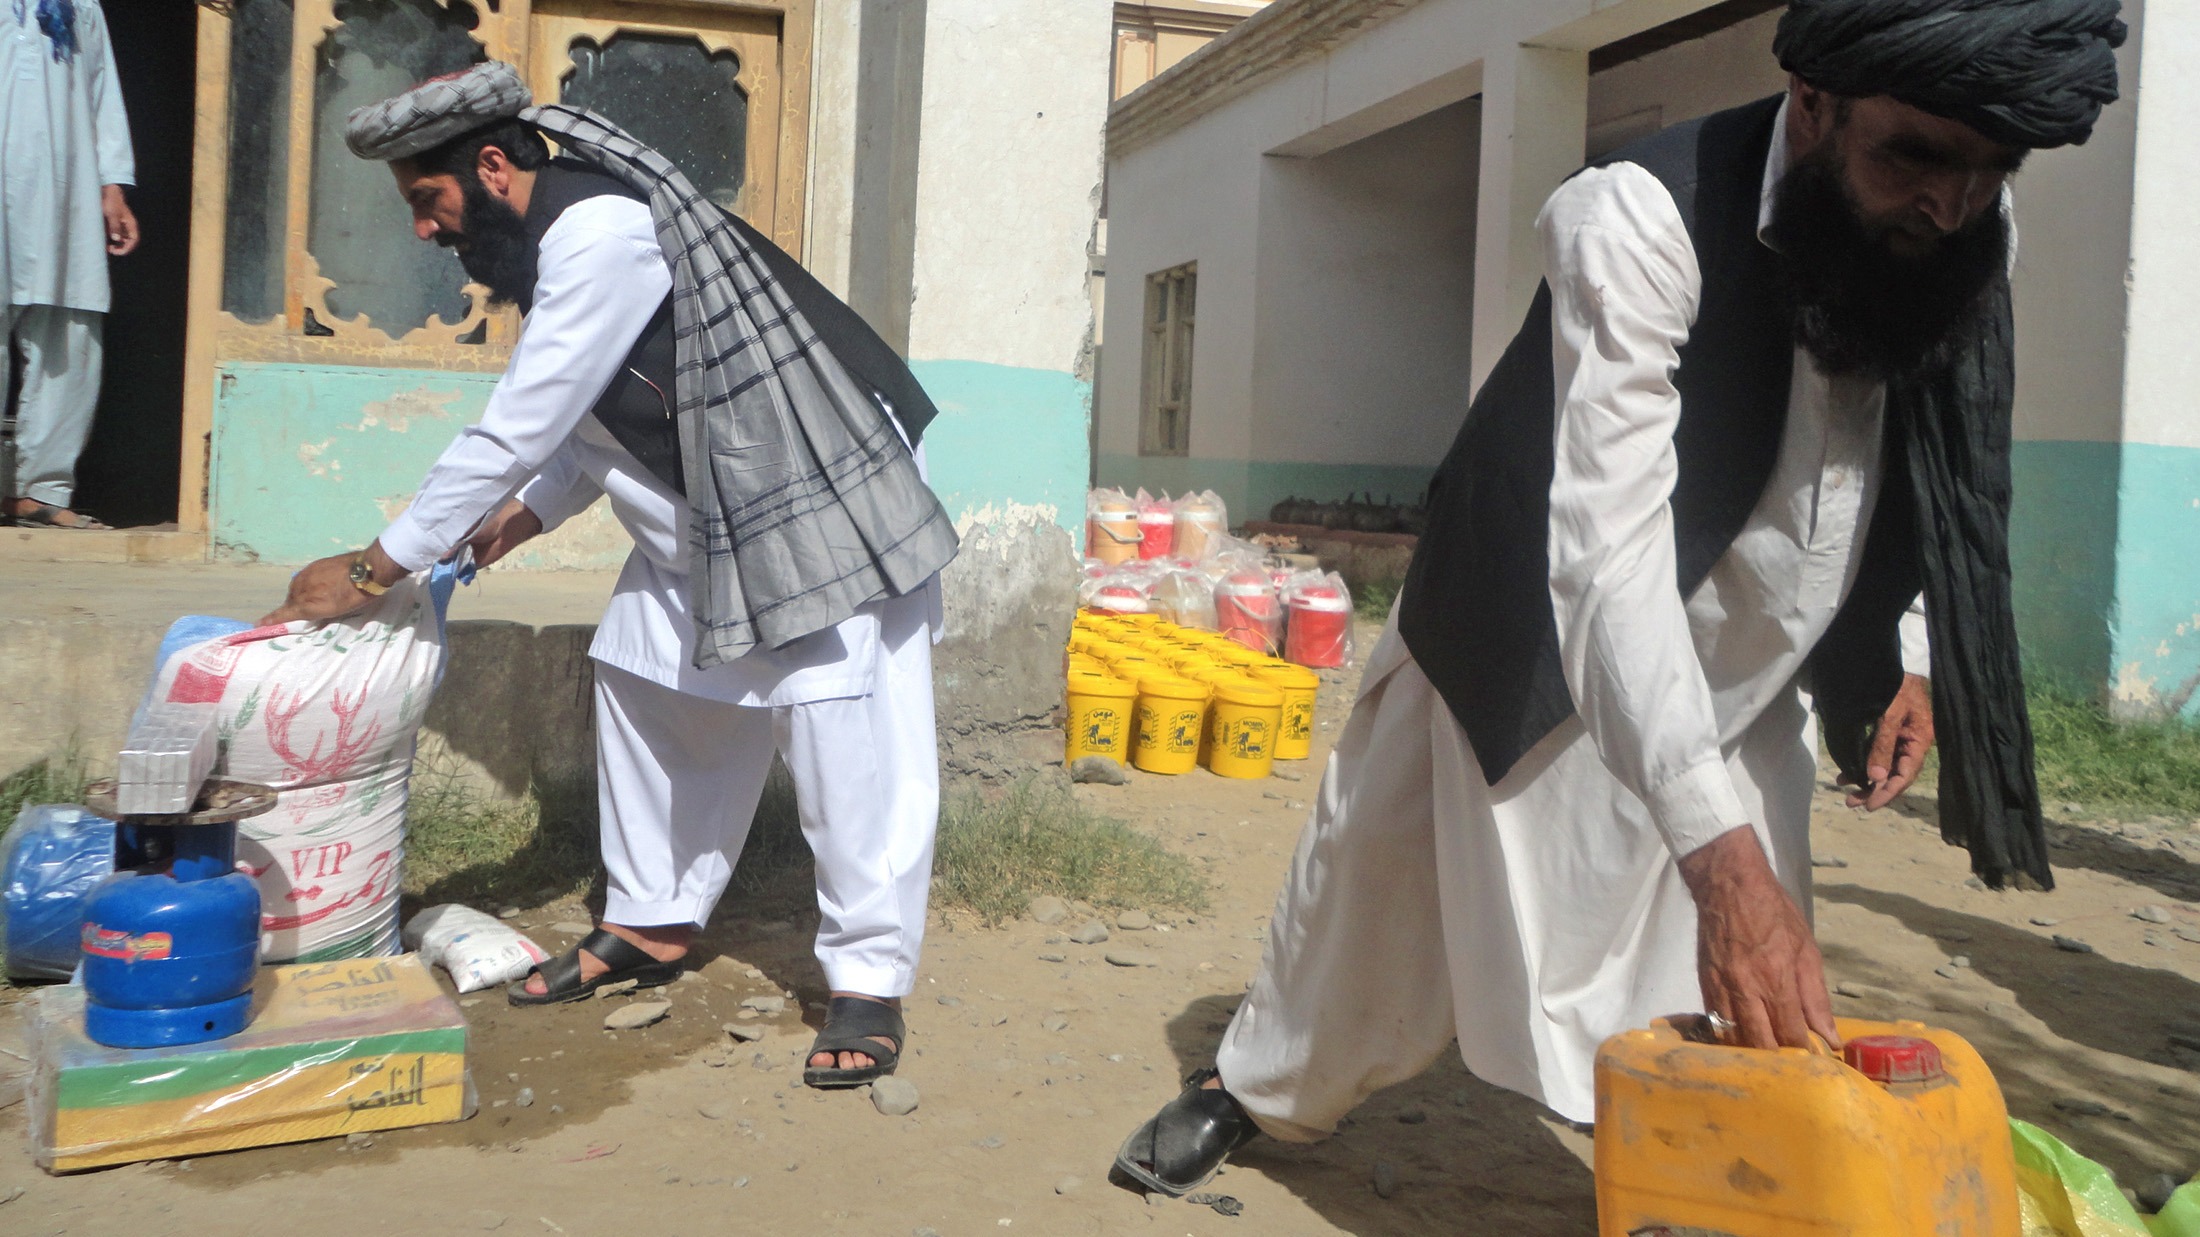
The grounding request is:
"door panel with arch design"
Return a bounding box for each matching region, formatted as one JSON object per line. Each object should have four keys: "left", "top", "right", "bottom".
{"left": 528, "top": 2, "right": 793, "bottom": 246}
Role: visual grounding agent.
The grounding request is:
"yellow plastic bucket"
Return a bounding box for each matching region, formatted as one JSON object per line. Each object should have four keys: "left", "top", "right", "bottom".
{"left": 1065, "top": 673, "right": 1137, "bottom": 764}
{"left": 1132, "top": 675, "right": 1209, "bottom": 775}
{"left": 1206, "top": 677, "right": 1284, "bottom": 779}
{"left": 1067, "top": 654, "right": 1106, "bottom": 678}
{"left": 1251, "top": 663, "right": 1320, "bottom": 760}
{"left": 1169, "top": 651, "right": 1218, "bottom": 678}
{"left": 1106, "top": 653, "right": 1161, "bottom": 681}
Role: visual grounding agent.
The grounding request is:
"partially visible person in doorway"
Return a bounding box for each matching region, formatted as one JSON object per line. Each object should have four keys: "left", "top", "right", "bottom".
{"left": 2, "top": 0, "right": 141, "bottom": 530}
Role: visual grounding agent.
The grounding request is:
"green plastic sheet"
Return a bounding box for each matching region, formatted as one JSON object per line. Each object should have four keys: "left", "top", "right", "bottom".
{"left": 2013, "top": 1119, "right": 2200, "bottom": 1237}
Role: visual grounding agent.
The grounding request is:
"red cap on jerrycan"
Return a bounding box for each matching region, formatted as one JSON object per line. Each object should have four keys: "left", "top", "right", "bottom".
{"left": 1843, "top": 1035, "right": 1945, "bottom": 1085}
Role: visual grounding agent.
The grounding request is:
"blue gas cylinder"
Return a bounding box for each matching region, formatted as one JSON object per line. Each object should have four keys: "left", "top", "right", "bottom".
{"left": 80, "top": 821, "right": 261, "bottom": 1048}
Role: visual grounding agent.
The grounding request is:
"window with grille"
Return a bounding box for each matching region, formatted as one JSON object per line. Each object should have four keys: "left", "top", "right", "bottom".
{"left": 1140, "top": 263, "right": 1196, "bottom": 457}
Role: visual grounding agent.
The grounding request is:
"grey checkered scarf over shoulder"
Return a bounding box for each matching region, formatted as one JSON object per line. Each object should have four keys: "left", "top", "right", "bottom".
{"left": 524, "top": 105, "right": 958, "bottom": 668}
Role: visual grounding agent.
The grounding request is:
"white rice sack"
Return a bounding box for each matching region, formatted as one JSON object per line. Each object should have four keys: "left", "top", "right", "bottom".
{"left": 403, "top": 904, "right": 549, "bottom": 993}
{"left": 146, "top": 572, "right": 454, "bottom": 964}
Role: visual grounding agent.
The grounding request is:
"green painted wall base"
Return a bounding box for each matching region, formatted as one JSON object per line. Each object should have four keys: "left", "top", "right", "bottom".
{"left": 2008, "top": 439, "right": 2200, "bottom": 718}
{"left": 911, "top": 360, "right": 1089, "bottom": 530}
{"left": 1095, "top": 453, "right": 1433, "bottom": 526}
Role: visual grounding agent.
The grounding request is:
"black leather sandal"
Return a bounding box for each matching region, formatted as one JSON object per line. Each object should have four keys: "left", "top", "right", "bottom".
{"left": 802, "top": 996, "right": 906, "bottom": 1088}
{"left": 1113, "top": 1068, "right": 1261, "bottom": 1196}
{"left": 506, "top": 927, "right": 684, "bottom": 1007}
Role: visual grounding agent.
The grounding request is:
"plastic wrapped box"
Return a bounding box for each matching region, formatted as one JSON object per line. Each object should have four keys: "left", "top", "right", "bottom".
{"left": 26, "top": 954, "right": 473, "bottom": 1172}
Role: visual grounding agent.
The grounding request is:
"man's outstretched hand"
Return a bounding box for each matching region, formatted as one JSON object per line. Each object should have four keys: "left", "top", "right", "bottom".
{"left": 1677, "top": 826, "right": 1840, "bottom": 1052}
{"left": 1840, "top": 673, "right": 1934, "bottom": 811}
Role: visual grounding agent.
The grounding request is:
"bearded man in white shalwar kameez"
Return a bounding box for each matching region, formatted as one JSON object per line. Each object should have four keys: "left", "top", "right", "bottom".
{"left": 1114, "top": 0, "right": 2127, "bottom": 1198}
{"left": 2, "top": 0, "right": 139, "bottom": 530}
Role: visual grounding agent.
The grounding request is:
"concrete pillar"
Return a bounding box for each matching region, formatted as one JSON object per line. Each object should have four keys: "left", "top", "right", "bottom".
{"left": 1469, "top": 43, "right": 1587, "bottom": 392}
{"left": 2107, "top": 0, "right": 2200, "bottom": 718}
{"left": 844, "top": 0, "right": 928, "bottom": 354}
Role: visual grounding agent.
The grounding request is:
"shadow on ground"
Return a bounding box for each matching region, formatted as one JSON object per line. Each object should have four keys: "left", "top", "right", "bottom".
{"left": 1121, "top": 994, "right": 1597, "bottom": 1235}
{"left": 1819, "top": 882, "right": 2200, "bottom": 1184}
{"left": 1873, "top": 785, "right": 2200, "bottom": 903}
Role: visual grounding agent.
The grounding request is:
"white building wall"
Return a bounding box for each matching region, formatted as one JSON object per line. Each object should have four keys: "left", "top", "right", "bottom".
{"left": 905, "top": 0, "right": 1114, "bottom": 373}
{"left": 1587, "top": 11, "right": 1787, "bottom": 148}
{"left": 2118, "top": 0, "right": 2198, "bottom": 452}
{"left": 1100, "top": 77, "right": 1309, "bottom": 471}
{"left": 1250, "top": 98, "right": 1480, "bottom": 468}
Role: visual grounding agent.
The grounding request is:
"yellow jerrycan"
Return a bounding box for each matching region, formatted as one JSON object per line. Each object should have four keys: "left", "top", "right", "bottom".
{"left": 1595, "top": 1016, "right": 2018, "bottom": 1236}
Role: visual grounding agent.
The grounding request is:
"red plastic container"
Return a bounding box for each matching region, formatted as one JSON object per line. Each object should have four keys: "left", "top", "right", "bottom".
{"left": 1136, "top": 509, "right": 1175, "bottom": 560}
{"left": 1214, "top": 570, "right": 1281, "bottom": 654}
{"left": 1286, "top": 585, "right": 1351, "bottom": 668}
{"left": 1092, "top": 584, "right": 1150, "bottom": 616}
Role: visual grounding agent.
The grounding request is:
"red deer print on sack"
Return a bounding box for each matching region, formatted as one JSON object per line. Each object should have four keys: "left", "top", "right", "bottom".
{"left": 262, "top": 683, "right": 386, "bottom": 786}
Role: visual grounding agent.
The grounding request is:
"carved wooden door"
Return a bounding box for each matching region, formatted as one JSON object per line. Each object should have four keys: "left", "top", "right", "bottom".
{"left": 528, "top": 2, "right": 791, "bottom": 245}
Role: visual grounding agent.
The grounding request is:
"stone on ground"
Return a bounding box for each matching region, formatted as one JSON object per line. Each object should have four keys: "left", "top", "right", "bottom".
{"left": 1028, "top": 895, "right": 1069, "bottom": 925}
{"left": 1116, "top": 909, "right": 1154, "bottom": 931}
{"left": 725, "top": 1022, "right": 767, "bottom": 1042}
{"left": 871, "top": 1076, "right": 920, "bottom": 1116}
{"left": 1069, "top": 920, "right": 1110, "bottom": 944}
{"left": 1104, "top": 950, "right": 1155, "bottom": 967}
{"left": 1070, "top": 756, "right": 1130, "bottom": 786}
{"left": 741, "top": 995, "right": 787, "bottom": 1014}
{"left": 603, "top": 1001, "right": 671, "bottom": 1031}
{"left": 2134, "top": 905, "right": 2173, "bottom": 924}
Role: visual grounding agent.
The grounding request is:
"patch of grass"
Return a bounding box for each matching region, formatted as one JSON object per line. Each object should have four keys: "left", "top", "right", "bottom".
{"left": 931, "top": 777, "right": 1208, "bottom": 924}
{"left": 0, "top": 748, "right": 92, "bottom": 828}
{"left": 402, "top": 766, "right": 594, "bottom": 908}
{"left": 2027, "top": 681, "right": 2200, "bottom": 818}
{"left": 401, "top": 757, "right": 810, "bottom": 909}
{"left": 1353, "top": 575, "right": 1401, "bottom": 623}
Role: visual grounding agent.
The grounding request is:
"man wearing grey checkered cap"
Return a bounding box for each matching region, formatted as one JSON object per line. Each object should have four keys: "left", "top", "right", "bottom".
{"left": 265, "top": 60, "right": 955, "bottom": 1091}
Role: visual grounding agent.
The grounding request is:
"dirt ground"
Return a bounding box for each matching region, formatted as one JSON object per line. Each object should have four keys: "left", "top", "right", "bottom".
{"left": 4, "top": 629, "right": 2199, "bottom": 1236}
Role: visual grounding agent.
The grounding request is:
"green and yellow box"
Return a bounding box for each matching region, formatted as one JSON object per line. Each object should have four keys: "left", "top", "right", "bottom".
{"left": 26, "top": 954, "right": 472, "bottom": 1172}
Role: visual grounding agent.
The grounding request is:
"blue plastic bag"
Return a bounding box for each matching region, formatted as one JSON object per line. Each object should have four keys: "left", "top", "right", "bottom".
{"left": 1, "top": 804, "right": 115, "bottom": 981}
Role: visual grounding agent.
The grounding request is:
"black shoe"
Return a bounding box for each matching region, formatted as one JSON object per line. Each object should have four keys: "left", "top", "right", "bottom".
{"left": 1113, "top": 1068, "right": 1261, "bottom": 1196}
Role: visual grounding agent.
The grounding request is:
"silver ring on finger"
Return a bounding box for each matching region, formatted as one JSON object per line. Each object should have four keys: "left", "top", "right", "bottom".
{"left": 1704, "top": 1011, "right": 1736, "bottom": 1040}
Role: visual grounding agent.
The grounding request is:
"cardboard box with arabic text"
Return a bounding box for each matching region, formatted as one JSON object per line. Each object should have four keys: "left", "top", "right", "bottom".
{"left": 26, "top": 954, "right": 472, "bottom": 1171}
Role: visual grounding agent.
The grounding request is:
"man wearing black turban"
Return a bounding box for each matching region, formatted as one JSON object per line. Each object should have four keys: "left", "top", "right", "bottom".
{"left": 1114, "top": 0, "right": 2125, "bottom": 1199}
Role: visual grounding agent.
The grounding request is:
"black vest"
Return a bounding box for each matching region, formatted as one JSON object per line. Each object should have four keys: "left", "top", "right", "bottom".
{"left": 1397, "top": 96, "right": 1919, "bottom": 783}
{"left": 522, "top": 159, "right": 685, "bottom": 494}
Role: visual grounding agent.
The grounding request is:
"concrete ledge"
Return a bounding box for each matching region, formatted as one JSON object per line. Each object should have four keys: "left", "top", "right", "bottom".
{"left": 1, "top": 562, "right": 616, "bottom": 798}
{"left": 0, "top": 527, "right": 208, "bottom": 564}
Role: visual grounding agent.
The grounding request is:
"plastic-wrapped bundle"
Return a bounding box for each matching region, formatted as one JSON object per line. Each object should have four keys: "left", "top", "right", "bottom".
{"left": 1149, "top": 569, "right": 1219, "bottom": 630}
{"left": 1136, "top": 490, "right": 1176, "bottom": 560}
{"left": 1086, "top": 487, "right": 1141, "bottom": 565}
{"left": 1214, "top": 567, "right": 1283, "bottom": 654}
{"left": 1173, "top": 490, "right": 1229, "bottom": 562}
{"left": 1, "top": 805, "right": 116, "bottom": 981}
{"left": 1087, "top": 562, "right": 1163, "bottom": 616}
{"left": 1283, "top": 570, "right": 1355, "bottom": 668}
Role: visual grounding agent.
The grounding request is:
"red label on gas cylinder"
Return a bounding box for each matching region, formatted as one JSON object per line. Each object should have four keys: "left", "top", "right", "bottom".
{"left": 81, "top": 924, "right": 175, "bottom": 962}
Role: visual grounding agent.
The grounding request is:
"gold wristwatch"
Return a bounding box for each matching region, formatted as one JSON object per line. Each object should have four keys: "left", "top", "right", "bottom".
{"left": 348, "top": 552, "right": 391, "bottom": 596}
